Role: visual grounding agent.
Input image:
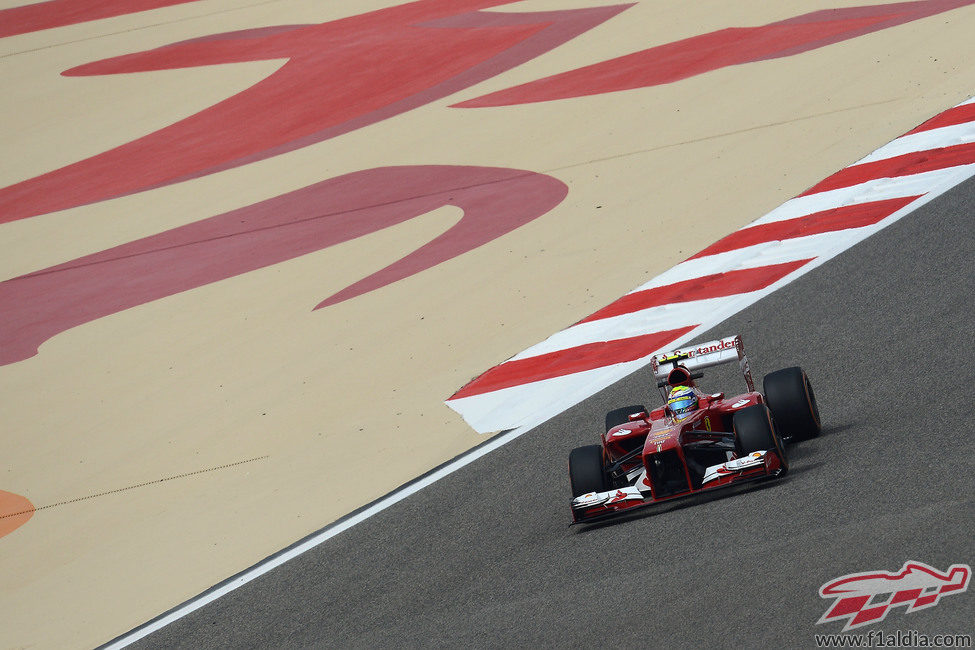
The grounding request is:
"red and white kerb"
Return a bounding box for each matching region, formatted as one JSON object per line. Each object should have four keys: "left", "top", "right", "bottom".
{"left": 447, "top": 96, "right": 975, "bottom": 433}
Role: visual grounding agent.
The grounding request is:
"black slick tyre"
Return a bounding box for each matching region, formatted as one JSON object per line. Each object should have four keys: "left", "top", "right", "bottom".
{"left": 568, "top": 444, "right": 608, "bottom": 497}
{"left": 733, "top": 404, "right": 789, "bottom": 475}
{"left": 763, "top": 366, "right": 821, "bottom": 441}
{"left": 604, "top": 404, "right": 649, "bottom": 431}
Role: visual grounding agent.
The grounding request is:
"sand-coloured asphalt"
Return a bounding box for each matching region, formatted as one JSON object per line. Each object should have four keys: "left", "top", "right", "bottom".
{"left": 1, "top": 1, "right": 974, "bottom": 647}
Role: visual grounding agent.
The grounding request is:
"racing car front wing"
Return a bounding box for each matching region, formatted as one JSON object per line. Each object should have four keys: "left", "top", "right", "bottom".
{"left": 571, "top": 449, "right": 783, "bottom": 523}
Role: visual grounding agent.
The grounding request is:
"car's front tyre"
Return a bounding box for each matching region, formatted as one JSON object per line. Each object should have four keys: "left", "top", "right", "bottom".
{"left": 568, "top": 444, "right": 608, "bottom": 497}
{"left": 763, "top": 366, "right": 821, "bottom": 441}
{"left": 733, "top": 404, "right": 788, "bottom": 475}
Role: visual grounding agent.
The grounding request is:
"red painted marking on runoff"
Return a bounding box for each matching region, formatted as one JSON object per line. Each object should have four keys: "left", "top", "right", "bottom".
{"left": 578, "top": 260, "right": 811, "bottom": 324}
{"left": 454, "top": 0, "right": 975, "bottom": 107}
{"left": 0, "top": 166, "right": 567, "bottom": 366}
{"left": 0, "top": 490, "right": 34, "bottom": 539}
{"left": 450, "top": 326, "right": 696, "bottom": 400}
{"left": 801, "top": 141, "right": 975, "bottom": 196}
{"left": 0, "top": 0, "right": 626, "bottom": 224}
{"left": 690, "top": 196, "right": 921, "bottom": 259}
{"left": 0, "top": 0, "right": 202, "bottom": 38}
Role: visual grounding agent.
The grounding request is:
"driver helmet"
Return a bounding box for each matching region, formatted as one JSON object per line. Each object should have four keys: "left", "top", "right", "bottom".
{"left": 667, "top": 385, "right": 699, "bottom": 418}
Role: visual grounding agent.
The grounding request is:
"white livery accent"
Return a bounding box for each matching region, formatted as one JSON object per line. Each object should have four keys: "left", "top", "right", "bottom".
{"left": 702, "top": 451, "right": 767, "bottom": 484}
{"left": 571, "top": 486, "right": 643, "bottom": 510}
{"left": 651, "top": 335, "right": 740, "bottom": 373}
{"left": 611, "top": 423, "right": 644, "bottom": 437}
{"left": 651, "top": 334, "right": 755, "bottom": 399}
{"left": 631, "top": 468, "right": 652, "bottom": 492}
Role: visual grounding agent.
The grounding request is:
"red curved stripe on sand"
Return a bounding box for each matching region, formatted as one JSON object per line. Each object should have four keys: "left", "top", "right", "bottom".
{"left": 0, "top": 0, "right": 202, "bottom": 38}
{"left": 0, "top": 0, "right": 626, "bottom": 224}
{"left": 0, "top": 166, "right": 567, "bottom": 366}
{"left": 455, "top": 0, "right": 975, "bottom": 107}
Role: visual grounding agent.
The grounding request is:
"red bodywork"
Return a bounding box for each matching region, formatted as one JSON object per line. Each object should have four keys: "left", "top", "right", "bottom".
{"left": 572, "top": 390, "right": 785, "bottom": 522}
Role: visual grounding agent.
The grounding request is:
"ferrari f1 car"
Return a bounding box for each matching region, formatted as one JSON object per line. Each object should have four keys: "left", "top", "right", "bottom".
{"left": 569, "top": 334, "right": 820, "bottom": 523}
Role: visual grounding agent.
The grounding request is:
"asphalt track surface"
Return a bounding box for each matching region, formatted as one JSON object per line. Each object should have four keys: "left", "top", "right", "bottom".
{"left": 132, "top": 178, "right": 975, "bottom": 648}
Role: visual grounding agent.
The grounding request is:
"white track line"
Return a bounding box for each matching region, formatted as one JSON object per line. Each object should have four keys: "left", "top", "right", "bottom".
{"left": 100, "top": 424, "right": 536, "bottom": 649}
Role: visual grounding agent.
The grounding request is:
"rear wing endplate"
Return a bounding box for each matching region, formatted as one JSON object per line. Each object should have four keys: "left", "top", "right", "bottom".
{"left": 650, "top": 334, "right": 755, "bottom": 400}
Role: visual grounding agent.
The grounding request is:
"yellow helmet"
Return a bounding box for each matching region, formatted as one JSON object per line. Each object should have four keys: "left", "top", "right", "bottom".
{"left": 667, "top": 386, "right": 698, "bottom": 417}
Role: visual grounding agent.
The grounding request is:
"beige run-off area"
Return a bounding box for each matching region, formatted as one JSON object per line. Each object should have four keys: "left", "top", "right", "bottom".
{"left": 1, "top": 0, "right": 974, "bottom": 646}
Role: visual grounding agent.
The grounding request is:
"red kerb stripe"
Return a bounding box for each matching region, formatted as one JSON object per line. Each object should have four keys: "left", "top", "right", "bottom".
{"left": 801, "top": 142, "right": 975, "bottom": 196}
{"left": 450, "top": 326, "right": 696, "bottom": 400}
{"left": 579, "top": 260, "right": 811, "bottom": 324}
{"left": 691, "top": 195, "right": 921, "bottom": 259}
{"left": 905, "top": 102, "right": 975, "bottom": 135}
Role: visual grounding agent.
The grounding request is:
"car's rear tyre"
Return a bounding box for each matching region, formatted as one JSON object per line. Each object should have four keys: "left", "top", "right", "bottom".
{"left": 763, "top": 366, "right": 821, "bottom": 441}
{"left": 568, "top": 444, "right": 608, "bottom": 497}
{"left": 733, "top": 404, "right": 788, "bottom": 475}
{"left": 604, "top": 404, "right": 649, "bottom": 431}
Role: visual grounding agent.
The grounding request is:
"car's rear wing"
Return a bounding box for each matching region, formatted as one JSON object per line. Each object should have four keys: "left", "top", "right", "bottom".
{"left": 650, "top": 334, "right": 755, "bottom": 401}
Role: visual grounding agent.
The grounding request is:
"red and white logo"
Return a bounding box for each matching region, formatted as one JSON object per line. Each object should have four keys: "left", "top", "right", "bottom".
{"left": 817, "top": 561, "right": 971, "bottom": 631}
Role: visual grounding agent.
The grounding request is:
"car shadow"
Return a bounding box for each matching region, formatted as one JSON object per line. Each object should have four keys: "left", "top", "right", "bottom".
{"left": 783, "top": 460, "right": 826, "bottom": 476}
{"left": 814, "top": 421, "right": 853, "bottom": 438}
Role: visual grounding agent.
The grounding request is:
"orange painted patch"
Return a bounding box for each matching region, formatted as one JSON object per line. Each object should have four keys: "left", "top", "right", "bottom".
{"left": 0, "top": 490, "right": 35, "bottom": 539}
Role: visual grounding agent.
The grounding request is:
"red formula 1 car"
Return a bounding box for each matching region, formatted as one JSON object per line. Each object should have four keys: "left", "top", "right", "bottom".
{"left": 569, "top": 335, "right": 820, "bottom": 523}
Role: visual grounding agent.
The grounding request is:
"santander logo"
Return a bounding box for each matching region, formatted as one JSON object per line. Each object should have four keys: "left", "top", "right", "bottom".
{"left": 694, "top": 339, "right": 735, "bottom": 355}
{"left": 817, "top": 561, "right": 971, "bottom": 631}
